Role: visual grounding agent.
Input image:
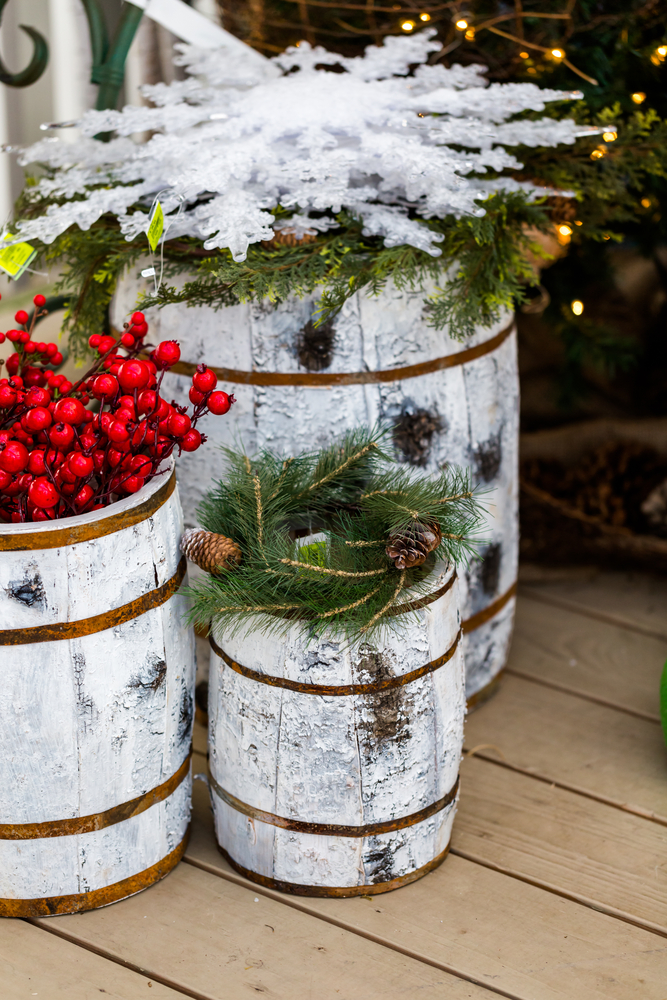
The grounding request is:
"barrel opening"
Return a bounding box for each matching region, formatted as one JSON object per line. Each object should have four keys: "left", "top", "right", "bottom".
{"left": 6, "top": 568, "right": 44, "bottom": 608}
{"left": 296, "top": 317, "right": 336, "bottom": 372}
{"left": 474, "top": 431, "right": 502, "bottom": 482}
{"left": 392, "top": 406, "right": 443, "bottom": 467}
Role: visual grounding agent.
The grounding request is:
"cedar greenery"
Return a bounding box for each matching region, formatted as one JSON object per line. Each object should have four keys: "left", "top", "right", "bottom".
{"left": 187, "top": 428, "right": 484, "bottom": 643}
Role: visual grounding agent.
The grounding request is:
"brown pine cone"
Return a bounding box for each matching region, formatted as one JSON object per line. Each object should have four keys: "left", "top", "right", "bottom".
{"left": 180, "top": 528, "right": 242, "bottom": 574}
{"left": 386, "top": 521, "right": 442, "bottom": 570}
{"left": 261, "top": 228, "right": 318, "bottom": 250}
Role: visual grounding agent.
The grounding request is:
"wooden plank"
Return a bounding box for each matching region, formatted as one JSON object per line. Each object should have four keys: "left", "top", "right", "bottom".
{"left": 465, "top": 675, "right": 667, "bottom": 821}
{"left": 453, "top": 756, "right": 667, "bottom": 933}
{"left": 0, "top": 918, "right": 184, "bottom": 999}
{"left": 34, "top": 829, "right": 498, "bottom": 1000}
{"left": 519, "top": 567, "right": 667, "bottom": 641}
{"left": 510, "top": 598, "right": 665, "bottom": 720}
{"left": 185, "top": 763, "right": 667, "bottom": 1000}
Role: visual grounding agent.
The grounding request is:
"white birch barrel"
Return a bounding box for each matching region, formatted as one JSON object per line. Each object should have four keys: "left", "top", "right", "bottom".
{"left": 207, "top": 564, "right": 464, "bottom": 896}
{"left": 0, "top": 465, "right": 195, "bottom": 917}
{"left": 112, "top": 275, "right": 518, "bottom": 703}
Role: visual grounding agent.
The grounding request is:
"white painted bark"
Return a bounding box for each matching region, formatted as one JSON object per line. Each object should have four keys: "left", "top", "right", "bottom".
{"left": 208, "top": 565, "right": 464, "bottom": 890}
{"left": 0, "top": 467, "right": 195, "bottom": 905}
{"left": 112, "top": 273, "right": 518, "bottom": 698}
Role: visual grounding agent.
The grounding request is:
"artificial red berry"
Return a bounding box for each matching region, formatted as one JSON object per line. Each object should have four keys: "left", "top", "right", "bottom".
{"left": 49, "top": 422, "right": 75, "bottom": 449}
{"left": 23, "top": 367, "right": 47, "bottom": 388}
{"left": 45, "top": 343, "right": 58, "bottom": 356}
{"left": 35, "top": 342, "right": 46, "bottom": 354}
{"left": 132, "top": 322, "right": 148, "bottom": 338}
{"left": 0, "top": 332, "right": 4, "bottom": 343}
{"left": 189, "top": 387, "right": 205, "bottom": 405}
{"left": 54, "top": 398, "right": 86, "bottom": 425}
{"left": 33, "top": 294, "right": 47, "bottom": 307}
{"left": 28, "top": 450, "right": 46, "bottom": 475}
{"left": 107, "top": 448, "right": 124, "bottom": 467}
{"left": 0, "top": 385, "right": 17, "bottom": 407}
{"left": 121, "top": 332, "right": 135, "bottom": 348}
{"left": 92, "top": 450, "right": 106, "bottom": 473}
{"left": 73, "top": 484, "right": 94, "bottom": 508}
{"left": 0, "top": 468, "right": 11, "bottom": 489}
{"left": 18, "top": 331, "right": 29, "bottom": 344}
{"left": 57, "top": 464, "right": 78, "bottom": 485}
{"left": 88, "top": 334, "right": 102, "bottom": 349}
{"left": 207, "top": 390, "right": 234, "bottom": 415}
{"left": 0, "top": 440, "right": 29, "bottom": 473}
{"left": 168, "top": 412, "right": 191, "bottom": 438}
{"left": 48, "top": 374, "right": 65, "bottom": 389}
{"left": 92, "top": 374, "right": 118, "bottom": 399}
{"left": 24, "top": 342, "right": 36, "bottom": 353}
{"left": 24, "top": 407, "right": 52, "bottom": 432}
{"left": 123, "top": 475, "right": 145, "bottom": 494}
{"left": 180, "top": 428, "right": 202, "bottom": 452}
{"left": 14, "top": 309, "right": 29, "bottom": 325}
{"left": 153, "top": 340, "right": 181, "bottom": 369}
{"left": 6, "top": 330, "right": 19, "bottom": 342}
{"left": 6, "top": 355, "right": 19, "bottom": 376}
{"left": 44, "top": 448, "right": 65, "bottom": 468}
{"left": 117, "top": 360, "right": 150, "bottom": 391}
{"left": 131, "top": 311, "right": 145, "bottom": 325}
{"left": 25, "top": 387, "right": 51, "bottom": 407}
{"left": 97, "top": 335, "right": 116, "bottom": 354}
{"left": 68, "top": 452, "right": 94, "bottom": 478}
{"left": 118, "top": 395, "right": 136, "bottom": 416}
{"left": 130, "top": 454, "right": 151, "bottom": 474}
{"left": 108, "top": 421, "right": 130, "bottom": 443}
{"left": 29, "top": 477, "right": 59, "bottom": 508}
{"left": 192, "top": 365, "right": 217, "bottom": 392}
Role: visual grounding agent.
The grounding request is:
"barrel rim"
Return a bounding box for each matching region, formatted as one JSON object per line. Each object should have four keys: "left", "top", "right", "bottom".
{"left": 0, "top": 461, "right": 175, "bottom": 551}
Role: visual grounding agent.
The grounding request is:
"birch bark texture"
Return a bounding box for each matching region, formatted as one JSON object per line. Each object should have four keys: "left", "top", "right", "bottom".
{"left": 0, "top": 467, "right": 195, "bottom": 917}
{"left": 112, "top": 275, "right": 518, "bottom": 700}
{"left": 207, "top": 564, "right": 464, "bottom": 895}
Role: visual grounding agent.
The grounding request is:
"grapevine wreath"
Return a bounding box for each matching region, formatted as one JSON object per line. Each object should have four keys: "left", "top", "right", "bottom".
{"left": 182, "top": 428, "right": 483, "bottom": 643}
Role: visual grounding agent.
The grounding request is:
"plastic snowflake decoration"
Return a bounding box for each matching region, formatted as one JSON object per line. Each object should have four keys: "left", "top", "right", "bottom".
{"left": 17, "top": 29, "right": 592, "bottom": 261}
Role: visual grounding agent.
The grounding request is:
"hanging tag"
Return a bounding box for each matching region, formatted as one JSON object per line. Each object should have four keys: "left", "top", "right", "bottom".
{"left": 147, "top": 201, "right": 164, "bottom": 252}
{"left": 0, "top": 234, "right": 37, "bottom": 279}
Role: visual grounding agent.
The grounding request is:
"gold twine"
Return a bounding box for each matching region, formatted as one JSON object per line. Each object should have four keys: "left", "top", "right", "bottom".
{"left": 280, "top": 558, "right": 388, "bottom": 578}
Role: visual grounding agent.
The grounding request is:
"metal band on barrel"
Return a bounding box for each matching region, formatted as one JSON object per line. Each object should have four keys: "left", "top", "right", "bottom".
{"left": 462, "top": 581, "right": 517, "bottom": 634}
{"left": 218, "top": 841, "right": 451, "bottom": 898}
{"left": 210, "top": 627, "right": 461, "bottom": 696}
{"left": 210, "top": 773, "right": 459, "bottom": 838}
{"left": 0, "top": 828, "right": 190, "bottom": 917}
{"left": 0, "top": 470, "right": 176, "bottom": 552}
{"left": 169, "top": 320, "right": 515, "bottom": 387}
{"left": 0, "top": 556, "right": 186, "bottom": 646}
{"left": 0, "top": 751, "right": 192, "bottom": 840}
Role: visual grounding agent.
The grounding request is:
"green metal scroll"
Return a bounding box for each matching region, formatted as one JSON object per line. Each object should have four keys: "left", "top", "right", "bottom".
{"left": 81, "top": 0, "right": 144, "bottom": 111}
{"left": 0, "top": 0, "right": 49, "bottom": 87}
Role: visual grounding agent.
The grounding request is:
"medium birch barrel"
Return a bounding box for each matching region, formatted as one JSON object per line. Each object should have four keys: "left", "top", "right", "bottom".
{"left": 112, "top": 275, "right": 518, "bottom": 702}
{"left": 207, "top": 564, "right": 464, "bottom": 896}
{"left": 0, "top": 466, "right": 195, "bottom": 917}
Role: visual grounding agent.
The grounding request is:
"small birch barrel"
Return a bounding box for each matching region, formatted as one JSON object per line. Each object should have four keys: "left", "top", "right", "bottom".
{"left": 0, "top": 466, "right": 195, "bottom": 917}
{"left": 112, "top": 275, "right": 518, "bottom": 702}
{"left": 207, "top": 564, "right": 464, "bottom": 896}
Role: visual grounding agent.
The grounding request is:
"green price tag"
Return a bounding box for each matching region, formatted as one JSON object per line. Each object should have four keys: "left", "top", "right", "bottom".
{"left": 0, "top": 234, "right": 37, "bottom": 279}
{"left": 147, "top": 202, "right": 164, "bottom": 252}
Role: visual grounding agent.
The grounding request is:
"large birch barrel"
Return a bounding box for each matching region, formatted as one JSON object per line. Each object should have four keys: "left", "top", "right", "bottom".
{"left": 112, "top": 276, "right": 518, "bottom": 703}
{"left": 0, "top": 466, "right": 195, "bottom": 917}
{"left": 207, "top": 564, "right": 464, "bottom": 896}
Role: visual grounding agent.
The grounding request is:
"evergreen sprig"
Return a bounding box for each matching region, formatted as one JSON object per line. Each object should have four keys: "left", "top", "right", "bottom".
{"left": 187, "top": 428, "right": 484, "bottom": 643}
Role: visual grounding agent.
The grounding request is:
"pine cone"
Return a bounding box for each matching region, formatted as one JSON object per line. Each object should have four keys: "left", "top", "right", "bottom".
{"left": 386, "top": 521, "right": 442, "bottom": 570}
{"left": 181, "top": 528, "right": 242, "bottom": 574}
{"left": 261, "top": 228, "right": 318, "bottom": 250}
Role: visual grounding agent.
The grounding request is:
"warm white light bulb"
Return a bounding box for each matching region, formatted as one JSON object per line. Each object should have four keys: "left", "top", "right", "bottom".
{"left": 571, "top": 300, "right": 584, "bottom": 316}
{"left": 455, "top": 19, "right": 468, "bottom": 30}
{"left": 551, "top": 49, "right": 564, "bottom": 59}
{"left": 402, "top": 20, "right": 415, "bottom": 32}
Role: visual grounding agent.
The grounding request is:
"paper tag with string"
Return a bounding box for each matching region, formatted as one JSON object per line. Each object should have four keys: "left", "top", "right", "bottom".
{"left": 0, "top": 233, "right": 37, "bottom": 279}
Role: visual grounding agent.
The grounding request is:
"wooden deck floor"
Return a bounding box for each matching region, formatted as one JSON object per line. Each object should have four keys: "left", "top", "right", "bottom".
{"left": 3, "top": 566, "right": 667, "bottom": 999}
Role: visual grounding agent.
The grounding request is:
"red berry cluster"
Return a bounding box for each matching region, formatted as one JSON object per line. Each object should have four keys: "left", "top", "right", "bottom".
{"left": 0, "top": 301, "right": 235, "bottom": 523}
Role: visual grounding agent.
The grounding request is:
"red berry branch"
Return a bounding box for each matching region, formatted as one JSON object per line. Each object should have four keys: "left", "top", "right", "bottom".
{"left": 0, "top": 299, "right": 235, "bottom": 523}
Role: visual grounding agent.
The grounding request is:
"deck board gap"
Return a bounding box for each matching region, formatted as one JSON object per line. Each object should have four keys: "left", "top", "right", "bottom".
{"left": 25, "top": 918, "right": 217, "bottom": 1000}
{"left": 461, "top": 749, "right": 667, "bottom": 827}
{"left": 503, "top": 667, "right": 662, "bottom": 724}
{"left": 181, "top": 856, "right": 528, "bottom": 1000}
{"left": 448, "top": 848, "right": 667, "bottom": 940}
{"left": 518, "top": 586, "right": 667, "bottom": 643}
